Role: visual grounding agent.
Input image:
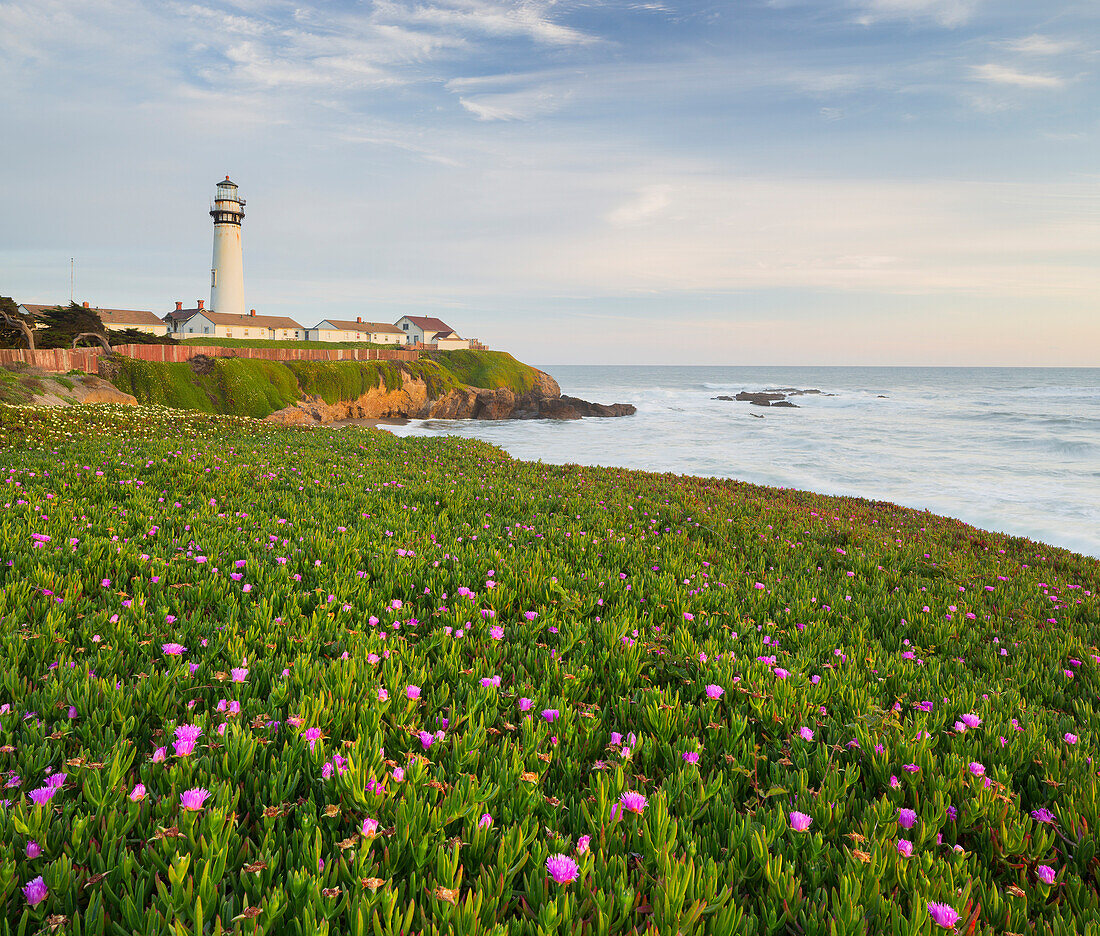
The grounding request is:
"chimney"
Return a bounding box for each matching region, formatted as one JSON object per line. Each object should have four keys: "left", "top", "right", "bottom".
{"left": 197, "top": 299, "right": 204, "bottom": 310}
{"left": 82, "top": 301, "right": 90, "bottom": 308}
{"left": 357, "top": 316, "right": 362, "bottom": 323}
{"left": 250, "top": 309, "right": 256, "bottom": 317}
{"left": 175, "top": 301, "right": 183, "bottom": 311}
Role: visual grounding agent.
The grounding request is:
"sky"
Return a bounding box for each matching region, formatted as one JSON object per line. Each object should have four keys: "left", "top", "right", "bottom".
{"left": 0, "top": 0, "right": 1097, "bottom": 365}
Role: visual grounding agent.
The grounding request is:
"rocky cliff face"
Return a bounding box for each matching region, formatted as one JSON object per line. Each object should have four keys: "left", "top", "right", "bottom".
{"left": 265, "top": 367, "right": 635, "bottom": 426}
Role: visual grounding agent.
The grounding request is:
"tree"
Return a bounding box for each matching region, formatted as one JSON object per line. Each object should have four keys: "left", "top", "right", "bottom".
{"left": 0, "top": 297, "right": 37, "bottom": 350}
{"left": 36, "top": 303, "right": 110, "bottom": 349}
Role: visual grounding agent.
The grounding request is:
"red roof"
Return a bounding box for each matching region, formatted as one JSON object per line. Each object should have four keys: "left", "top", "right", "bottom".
{"left": 403, "top": 315, "right": 453, "bottom": 333}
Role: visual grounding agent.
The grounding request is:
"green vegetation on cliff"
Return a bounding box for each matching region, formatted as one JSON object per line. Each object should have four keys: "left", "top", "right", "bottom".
{"left": 178, "top": 337, "right": 391, "bottom": 350}
{"left": 106, "top": 351, "right": 540, "bottom": 418}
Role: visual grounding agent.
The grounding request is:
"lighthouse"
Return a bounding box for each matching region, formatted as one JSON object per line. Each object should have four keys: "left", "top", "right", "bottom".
{"left": 209, "top": 176, "right": 246, "bottom": 316}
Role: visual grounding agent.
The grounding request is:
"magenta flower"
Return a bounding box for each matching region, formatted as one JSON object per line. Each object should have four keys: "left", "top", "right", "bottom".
{"left": 960, "top": 713, "right": 981, "bottom": 729}
{"left": 27, "top": 786, "right": 57, "bottom": 806}
{"left": 620, "top": 791, "right": 647, "bottom": 815}
{"left": 774, "top": 668, "right": 789, "bottom": 679}
{"left": 1037, "top": 865, "right": 1056, "bottom": 885}
{"left": 546, "top": 853, "right": 579, "bottom": 884}
{"left": 799, "top": 727, "right": 814, "bottom": 742}
{"left": 903, "top": 764, "right": 920, "bottom": 773}
{"left": 361, "top": 817, "right": 379, "bottom": 837}
{"left": 897, "top": 808, "right": 917, "bottom": 830}
{"left": 231, "top": 667, "right": 248, "bottom": 682}
{"left": 406, "top": 685, "right": 421, "bottom": 701}
{"left": 896, "top": 839, "right": 913, "bottom": 857}
{"left": 180, "top": 787, "right": 211, "bottom": 811}
{"left": 25, "top": 840, "right": 41, "bottom": 858}
{"left": 129, "top": 783, "right": 146, "bottom": 802}
{"left": 173, "top": 739, "right": 195, "bottom": 757}
{"left": 968, "top": 762, "right": 985, "bottom": 777}
{"left": 789, "top": 811, "right": 812, "bottom": 832}
{"left": 302, "top": 727, "right": 323, "bottom": 751}
{"left": 518, "top": 698, "right": 533, "bottom": 711}
{"left": 542, "top": 709, "right": 560, "bottom": 723}
{"left": 490, "top": 626, "right": 504, "bottom": 640}
{"left": 419, "top": 731, "right": 434, "bottom": 750}
{"left": 162, "top": 643, "right": 187, "bottom": 656}
{"left": 22, "top": 876, "right": 48, "bottom": 907}
{"left": 478, "top": 813, "right": 493, "bottom": 829}
{"left": 392, "top": 766, "right": 405, "bottom": 782}
{"left": 927, "top": 902, "right": 960, "bottom": 929}
{"left": 1031, "top": 807, "right": 1056, "bottom": 824}
{"left": 1064, "top": 733, "right": 1078, "bottom": 744}
{"left": 577, "top": 834, "right": 591, "bottom": 854}
{"left": 175, "top": 724, "right": 202, "bottom": 742}
{"left": 152, "top": 746, "right": 167, "bottom": 763}
{"left": 45, "top": 773, "right": 66, "bottom": 789}
{"left": 682, "top": 751, "right": 700, "bottom": 764}
{"left": 705, "top": 684, "right": 724, "bottom": 700}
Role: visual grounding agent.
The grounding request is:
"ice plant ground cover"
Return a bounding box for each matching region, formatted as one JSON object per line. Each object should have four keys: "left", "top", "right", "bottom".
{"left": 0, "top": 404, "right": 1098, "bottom": 935}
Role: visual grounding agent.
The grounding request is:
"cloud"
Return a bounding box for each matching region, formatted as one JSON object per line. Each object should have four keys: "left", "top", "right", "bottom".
{"left": 851, "top": 0, "right": 978, "bottom": 28}
{"left": 970, "top": 63, "right": 1065, "bottom": 89}
{"left": 607, "top": 185, "right": 673, "bottom": 226}
{"left": 1003, "top": 34, "right": 1080, "bottom": 55}
{"left": 373, "top": 0, "right": 597, "bottom": 47}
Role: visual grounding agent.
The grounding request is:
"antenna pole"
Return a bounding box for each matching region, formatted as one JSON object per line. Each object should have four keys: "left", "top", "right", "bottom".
{"left": 70, "top": 258, "right": 74, "bottom": 303}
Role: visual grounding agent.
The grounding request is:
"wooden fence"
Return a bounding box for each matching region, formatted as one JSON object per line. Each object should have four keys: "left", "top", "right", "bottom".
{"left": 0, "top": 343, "right": 419, "bottom": 374}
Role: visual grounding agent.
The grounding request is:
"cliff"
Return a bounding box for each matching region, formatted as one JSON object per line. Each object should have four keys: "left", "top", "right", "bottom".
{"left": 100, "top": 351, "right": 634, "bottom": 423}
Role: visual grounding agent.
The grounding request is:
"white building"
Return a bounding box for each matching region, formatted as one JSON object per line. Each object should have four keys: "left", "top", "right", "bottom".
{"left": 19, "top": 302, "right": 170, "bottom": 336}
{"left": 165, "top": 303, "right": 304, "bottom": 340}
{"left": 209, "top": 177, "right": 246, "bottom": 317}
{"left": 393, "top": 315, "right": 472, "bottom": 349}
{"left": 307, "top": 318, "right": 404, "bottom": 344}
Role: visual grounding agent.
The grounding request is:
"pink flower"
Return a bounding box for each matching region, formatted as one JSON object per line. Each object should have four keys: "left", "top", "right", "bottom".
{"left": 179, "top": 787, "right": 211, "bottom": 811}
{"left": 162, "top": 643, "right": 187, "bottom": 656}
{"left": 968, "top": 762, "right": 985, "bottom": 777}
{"left": 577, "top": 835, "right": 591, "bottom": 854}
{"left": 25, "top": 840, "right": 41, "bottom": 858}
{"left": 22, "top": 876, "right": 48, "bottom": 907}
{"left": 152, "top": 746, "right": 167, "bottom": 763}
{"left": 620, "top": 791, "right": 647, "bottom": 815}
{"left": 542, "top": 709, "right": 560, "bottom": 723}
{"left": 546, "top": 854, "right": 579, "bottom": 884}
{"left": 27, "top": 786, "right": 57, "bottom": 806}
{"left": 682, "top": 751, "right": 700, "bottom": 764}
{"left": 419, "top": 731, "right": 434, "bottom": 750}
{"left": 392, "top": 767, "right": 405, "bottom": 782}
{"left": 361, "top": 817, "right": 379, "bottom": 837}
{"left": 897, "top": 808, "right": 917, "bottom": 829}
{"left": 897, "top": 839, "right": 913, "bottom": 857}
{"left": 518, "top": 698, "right": 533, "bottom": 711}
{"left": 129, "top": 783, "right": 146, "bottom": 802}
{"left": 490, "top": 626, "right": 504, "bottom": 640}
{"left": 478, "top": 813, "right": 493, "bottom": 829}
{"left": 301, "top": 727, "right": 323, "bottom": 751}
{"left": 173, "top": 739, "right": 195, "bottom": 757}
{"left": 960, "top": 713, "right": 981, "bottom": 728}
{"left": 231, "top": 667, "right": 248, "bottom": 682}
{"left": 406, "top": 685, "right": 421, "bottom": 701}
{"left": 1037, "top": 865, "right": 1056, "bottom": 885}
{"left": 1031, "top": 807, "right": 1056, "bottom": 824}
{"left": 774, "top": 668, "right": 789, "bottom": 679}
{"left": 799, "top": 727, "right": 814, "bottom": 742}
{"left": 927, "top": 902, "right": 960, "bottom": 929}
{"left": 1064, "top": 733, "right": 1078, "bottom": 744}
{"left": 789, "top": 811, "right": 812, "bottom": 832}
{"left": 705, "top": 684, "right": 724, "bottom": 700}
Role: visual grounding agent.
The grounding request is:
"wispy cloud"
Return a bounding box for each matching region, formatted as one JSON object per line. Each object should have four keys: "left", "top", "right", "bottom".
{"left": 851, "top": 0, "right": 979, "bottom": 28}
{"left": 970, "top": 63, "right": 1065, "bottom": 89}
{"left": 1003, "top": 34, "right": 1080, "bottom": 56}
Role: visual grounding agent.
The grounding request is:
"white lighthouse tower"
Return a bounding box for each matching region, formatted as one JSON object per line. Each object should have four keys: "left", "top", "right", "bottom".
{"left": 209, "top": 176, "right": 246, "bottom": 316}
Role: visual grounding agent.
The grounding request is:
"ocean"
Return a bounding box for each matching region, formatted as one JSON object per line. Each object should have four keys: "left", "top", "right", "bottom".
{"left": 380, "top": 366, "right": 1100, "bottom": 558}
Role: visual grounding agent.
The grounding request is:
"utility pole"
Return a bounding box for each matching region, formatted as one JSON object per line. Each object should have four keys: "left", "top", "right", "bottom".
{"left": 70, "top": 258, "right": 74, "bottom": 303}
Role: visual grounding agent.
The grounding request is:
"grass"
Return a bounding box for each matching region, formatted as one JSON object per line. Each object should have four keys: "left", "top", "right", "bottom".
{"left": 0, "top": 405, "right": 1097, "bottom": 933}
{"left": 105, "top": 352, "right": 541, "bottom": 418}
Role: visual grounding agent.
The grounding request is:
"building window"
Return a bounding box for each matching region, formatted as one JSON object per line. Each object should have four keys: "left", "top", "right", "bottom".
{"left": 244, "top": 329, "right": 249, "bottom": 336}
{"left": 294, "top": 331, "right": 300, "bottom": 339}
{"left": 226, "top": 330, "right": 233, "bottom": 338}
{"left": 203, "top": 326, "right": 210, "bottom": 334}
{"left": 402, "top": 323, "right": 408, "bottom": 330}
{"left": 211, "top": 269, "right": 217, "bottom": 287}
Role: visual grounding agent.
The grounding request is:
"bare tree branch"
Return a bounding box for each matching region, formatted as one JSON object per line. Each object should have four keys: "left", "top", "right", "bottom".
{"left": 0, "top": 306, "right": 36, "bottom": 351}
{"left": 72, "top": 332, "right": 113, "bottom": 354}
